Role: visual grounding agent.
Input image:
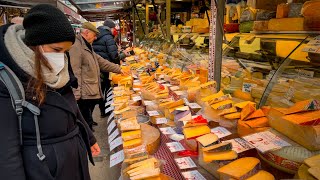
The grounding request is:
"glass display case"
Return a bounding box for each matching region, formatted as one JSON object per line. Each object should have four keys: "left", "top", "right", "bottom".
{"left": 221, "top": 33, "right": 320, "bottom": 108}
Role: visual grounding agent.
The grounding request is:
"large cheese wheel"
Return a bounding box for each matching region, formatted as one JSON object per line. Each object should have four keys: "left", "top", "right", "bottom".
{"left": 301, "top": 0, "right": 320, "bottom": 17}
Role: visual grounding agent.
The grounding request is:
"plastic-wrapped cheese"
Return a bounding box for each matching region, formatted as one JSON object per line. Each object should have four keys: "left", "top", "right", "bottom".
{"left": 268, "top": 18, "right": 305, "bottom": 31}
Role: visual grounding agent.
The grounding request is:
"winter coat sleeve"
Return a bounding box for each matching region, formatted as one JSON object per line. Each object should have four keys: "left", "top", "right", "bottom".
{"left": 76, "top": 107, "right": 97, "bottom": 146}
{"left": 95, "top": 53, "right": 121, "bottom": 74}
{"left": 119, "top": 51, "right": 126, "bottom": 61}
{"left": 104, "top": 34, "right": 120, "bottom": 64}
{"left": 69, "top": 41, "right": 82, "bottom": 100}
{"left": 0, "top": 82, "right": 26, "bottom": 180}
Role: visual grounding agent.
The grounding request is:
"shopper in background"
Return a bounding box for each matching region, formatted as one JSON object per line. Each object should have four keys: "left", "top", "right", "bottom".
{"left": 69, "top": 22, "right": 124, "bottom": 131}
{"left": 93, "top": 19, "right": 130, "bottom": 118}
{"left": 0, "top": 4, "right": 99, "bottom": 180}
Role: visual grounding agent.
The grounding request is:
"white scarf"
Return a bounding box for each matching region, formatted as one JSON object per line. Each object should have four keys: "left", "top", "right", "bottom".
{"left": 4, "top": 24, "right": 70, "bottom": 89}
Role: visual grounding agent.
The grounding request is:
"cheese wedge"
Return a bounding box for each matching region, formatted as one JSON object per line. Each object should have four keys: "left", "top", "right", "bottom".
{"left": 261, "top": 106, "right": 271, "bottom": 115}
{"left": 285, "top": 99, "right": 320, "bottom": 115}
{"left": 114, "top": 106, "right": 131, "bottom": 115}
{"left": 202, "top": 142, "right": 232, "bottom": 152}
{"left": 208, "top": 94, "right": 232, "bottom": 105}
{"left": 308, "top": 167, "right": 320, "bottom": 180}
{"left": 203, "top": 150, "right": 238, "bottom": 162}
{"left": 155, "top": 93, "right": 169, "bottom": 99}
{"left": 200, "top": 81, "right": 216, "bottom": 88}
{"left": 240, "top": 103, "right": 256, "bottom": 121}
{"left": 126, "top": 158, "right": 158, "bottom": 170}
{"left": 224, "top": 112, "right": 241, "bottom": 120}
{"left": 123, "top": 138, "right": 142, "bottom": 149}
{"left": 196, "top": 133, "right": 219, "bottom": 147}
{"left": 283, "top": 110, "right": 320, "bottom": 126}
{"left": 124, "top": 155, "right": 149, "bottom": 165}
{"left": 167, "top": 99, "right": 185, "bottom": 109}
{"left": 130, "top": 168, "right": 161, "bottom": 180}
{"left": 218, "top": 107, "right": 238, "bottom": 116}
{"left": 296, "top": 164, "right": 317, "bottom": 180}
{"left": 245, "top": 109, "right": 265, "bottom": 120}
{"left": 304, "top": 154, "right": 320, "bottom": 168}
{"left": 246, "top": 170, "right": 275, "bottom": 180}
{"left": 122, "top": 130, "right": 142, "bottom": 141}
{"left": 201, "top": 90, "right": 224, "bottom": 102}
{"left": 183, "top": 125, "right": 211, "bottom": 139}
{"left": 120, "top": 117, "right": 140, "bottom": 131}
{"left": 211, "top": 100, "right": 233, "bottom": 110}
{"left": 217, "top": 157, "right": 260, "bottom": 179}
{"left": 235, "top": 101, "right": 256, "bottom": 109}
{"left": 126, "top": 161, "right": 157, "bottom": 175}
{"left": 128, "top": 165, "right": 157, "bottom": 176}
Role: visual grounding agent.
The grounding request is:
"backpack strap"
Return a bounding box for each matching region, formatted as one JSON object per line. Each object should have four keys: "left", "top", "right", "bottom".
{"left": 0, "top": 62, "right": 45, "bottom": 161}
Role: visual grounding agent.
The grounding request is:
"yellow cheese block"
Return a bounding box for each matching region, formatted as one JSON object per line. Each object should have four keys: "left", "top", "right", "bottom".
{"left": 218, "top": 107, "right": 238, "bottom": 116}
{"left": 268, "top": 18, "right": 305, "bottom": 31}
{"left": 114, "top": 106, "right": 131, "bottom": 115}
{"left": 304, "top": 154, "right": 320, "bottom": 168}
{"left": 217, "top": 157, "right": 260, "bottom": 179}
{"left": 224, "top": 112, "right": 241, "bottom": 120}
{"left": 240, "top": 103, "right": 256, "bottom": 121}
{"left": 276, "top": 40, "right": 309, "bottom": 62}
{"left": 196, "top": 133, "right": 219, "bottom": 147}
{"left": 245, "top": 109, "right": 265, "bottom": 120}
{"left": 203, "top": 150, "right": 238, "bottom": 163}
{"left": 308, "top": 167, "right": 320, "bottom": 180}
{"left": 209, "top": 94, "right": 232, "bottom": 105}
{"left": 211, "top": 100, "right": 233, "bottom": 110}
{"left": 201, "top": 90, "right": 224, "bottom": 102}
{"left": 233, "top": 89, "right": 254, "bottom": 101}
{"left": 120, "top": 117, "right": 140, "bottom": 131}
{"left": 283, "top": 110, "right": 320, "bottom": 125}
{"left": 202, "top": 142, "right": 233, "bottom": 152}
{"left": 126, "top": 161, "right": 157, "bottom": 175}
{"left": 123, "top": 138, "right": 142, "bottom": 149}
{"left": 130, "top": 168, "right": 161, "bottom": 180}
{"left": 246, "top": 170, "right": 275, "bottom": 180}
{"left": 295, "top": 164, "right": 317, "bottom": 180}
{"left": 155, "top": 93, "right": 169, "bottom": 99}
{"left": 167, "top": 99, "right": 185, "bottom": 109}
{"left": 183, "top": 125, "right": 211, "bottom": 139}
{"left": 235, "top": 101, "right": 256, "bottom": 109}
{"left": 122, "top": 130, "right": 142, "bottom": 141}
{"left": 285, "top": 99, "right": 320, "bottom": 115}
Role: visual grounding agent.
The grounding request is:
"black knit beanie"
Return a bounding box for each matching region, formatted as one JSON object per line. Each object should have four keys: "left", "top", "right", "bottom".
{"left": 103, "top": 19, "right": 115, "bottom": 28}
{"left": 23, "top": 4, "right": 75, "bottom": 46}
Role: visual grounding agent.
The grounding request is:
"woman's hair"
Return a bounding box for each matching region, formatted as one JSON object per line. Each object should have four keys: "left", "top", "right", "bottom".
{"left": 28, "top": 46, "right": 53, "bottom": 105}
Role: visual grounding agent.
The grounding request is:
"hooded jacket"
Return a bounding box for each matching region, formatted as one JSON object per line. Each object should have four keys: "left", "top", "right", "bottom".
{"left": 0, "top": 24, "right": 96, "bottom": 180}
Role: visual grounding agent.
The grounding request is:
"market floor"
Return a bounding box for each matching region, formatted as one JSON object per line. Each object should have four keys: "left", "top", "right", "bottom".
{"left": 89, "top": 106, "right": 121, "bottom": 180}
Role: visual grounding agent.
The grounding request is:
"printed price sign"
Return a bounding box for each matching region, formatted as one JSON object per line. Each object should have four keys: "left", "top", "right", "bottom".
{"left": 110, "top": 150, "right": 124, "bottom": 167}
{"left": 298, "top": 69, "right": 315, "bottom": 78}
{"left": 107, "top": 121, "right": 116, "bottom": 135}
{"left": 109, "top": 136, "right": 123, "bottom": 152}
{"left": 143, "top": 100, "right": 155, "bottom": 106}
{"left": 242, "top": 83, "right": 257, "bottom": 93}
{"left": 211, "top": 127, "right": 232, "bottom": 138}
{"left": 105, "top": 100, "right": 114, "bottom": 107}
{"left": 166, "top": 142, "right": 185, "bottom": 152}
{"left": 132, "top": 96, "right": 142, "bottom": 101}
{"left": 170, "top": 86, "right": 180, "bottom": 91}
{"left": 156, "top": 117, "right": 168, "bottom": 124}
{"left": 182, "top": 170, "right": 206, "bottom": 180}
{"left": 107, "top": 91, "right": 113, "bottom": 97}
{"left": 108, "top": 129, "right": 119, "bottom": 144}
{"left": 159, "top": 127, "right": 176, "bottom": 135}
{"left": 243, "top": 131, "right": 291, "bottom": 153}
{"left": 147, "top": 111, "right": 160, "bottom": 117}
{"left": 105, "top": 106, "right": 114, "bottom": 114}
{"left": 162, "top": 84, "right": 172, "bottom": 87}
{"left": 133, "top": 88, "right": 141, "bottom": 92}
{"left": 188, "top": 103, "right": 202, "bottom": 109}
{"left": 224, "top": 138, "right": 254, "bottom": 153}
{"left": 175, "top": 157, "right": 197, "bottom": 170}
{"left": 107, "top": 113, "right": 114, "bottom": 123}
{"left": 133, "top": 80, "right": 140, "bottom": 83}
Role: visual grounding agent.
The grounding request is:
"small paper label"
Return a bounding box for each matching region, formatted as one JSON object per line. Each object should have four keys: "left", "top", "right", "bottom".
{"left": 182, "top": 170, "right": 206, "bottom": 180}
{"left": 242, "top": 83, "right": 257, "bottom": 93}
{"left": 174, "top": 91, "right": 184, "bottom": 96}
{"left": 132, "top": 96, "right": 142, "bottom": 101}
{"left": 224, "top": 138, "right": 255, "bottom": 153}
{"left": 166, "top": 142, "right": 185, "bottom": 152}
{"left": 188, "top": 103, "right": 202, "bottom": 109}
{"left": 107, "top": 113, "right": 114, "bottom": 123}
{"left": 183, "top": 98, "right": 190, "bottom": 105}
{"left": 105, "top": 100, "right": 113, "bottom": 107}
{"left": 107, "top": 121, "right": 116, "bottom": 135}
{"left": 105, "top": 106, "right": 114, "bottom": 114}
{"left": 298, "top": 69, "right": 314, "bottom": 78}
{"left": 170, "top": 86, "right": 180, "bottom": 91}
{"left": 175, "top": 157, "right": 197, "bottom": 170}
{"left": 110, "top": 150, "right": 124, "bottom": 167}
{"left": 133, "top": 88, "right": 141, "bottom": 92}
{"left": 243, "top": 131, "right": 291, "bottom": 153}
{"left": 107, "top": 91, "right": 113, "bottom": 97}
{"left": 143, "top": 100, "right": 155, "bottom": 106}
{"left": 133, "top": 80, "right": 140, "bottom": 83}
{"left": 162, "top": 84, "right": 172, "bottom": 87}
{"left": 133, "top": 82, "right": 141, "bottom": 86}
{"left": 109, "top": 136, "right": 123, "bottom": 152}
{"left": 156, "top": 117, "right": 168, "bottom": 124}
{"left": 157, "top": 80, "right": 166, "bottom": 84}
{"left": 107, "top": 95, "right": 114, "bottom": 102}
{"left": 108, "top": 129, "right": 120, "bottom": 144}
{"left": 147, "top": 111, "right": 160, "bottom": 117}
{"left": 211, "top": 127, "right": 232, "bottom": 138}
{"left": 159, "top": 127, "right": 176, "bottom": 135}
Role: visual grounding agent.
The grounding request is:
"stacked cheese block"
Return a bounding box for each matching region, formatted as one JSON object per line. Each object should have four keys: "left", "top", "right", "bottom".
{"left": 296, "top": 154, "right": 320, "bottom": 180}
{"left": 183, "top": 116, "right": 211, "bottom": 139}
{"left": 123, "top": 157, "right": 161, "bottom": 180}
{"left": 120, "top": 117, "right": 142, "bottom": 153}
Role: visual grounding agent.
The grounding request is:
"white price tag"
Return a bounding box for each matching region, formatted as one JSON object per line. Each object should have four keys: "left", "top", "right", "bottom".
{"left": 174, "top": 91, "right": 184, "bottom": 96}
{"left": 175, "top": 157, "right": 197, "bottom": 170}
{"left": 242, "top": 83, "right": 257, "bottom": 93}
{"left": 243, "top": 131, "right": 291, "bottom": 153}
{"left": 170, "top": 86, "right": 180, "bottom": 91}
{"left": 132, "top": 96, "right": 142, "bottom": 102}
{"left": 105, "top": 106, "right": 114, "bottom": 114}
{"left": 156, "top": 117, "right": 168, "bottom": 124}
{"left": 108, "top": 129, "right": 120, "bottom": 144}
{"left": 147, "top": 111, "right": 160, "bottom": 117}
{"left": 109, "top": 136, "right": 123, "bottom": 151}
{"left": 211, "top": 127, "right": 232, "bottom": 138}
{"left": 133, "top": 80, "right": 140, "bottom": 83}
{"left": 188, "top": 103, "right": 202, "bottom": 109}
{"left": 107, "top": 95, "right": 114, "bottom": 102}
{"left": 133, "top": 82, "right": 141, "bottom": 86}
{"left": 107, "top": 91, "right": 113, "bottom": 97}
{"left": 183, "top": 98, "right": 190, "bottom": 105}
{"left": 162, "top": 84, "right": 172, "bottom": 87}
{"left": 166, "top": 142, "right": 185, "bottom": 152}
{"left": 107, "top": 121, "right": 116, "bottom": 135}
{"left": 298, "top": 69, "right": 315, "bottom": 78}
{"left": 182, "top": 170, "right": 206, "bottom": 180}
{"left": 132, "top": 74, "right": 138, "bottom": 79}
{"left": 223, "top": 138, "right": 254, "bottom": 153}
{"left": 159, "top": 127, "right": 176, "bottom": 135}
{"left": 157, "top": 80, "right": 166, "bottom": 84}
{"left": 143, "top": 100, "right": 155, "bottom": 106}
{"left": 105, "top": 100, "right": 113, "bottom": 107}
{"left": 133, "top": 88, "right": 141, "bottom": 92}
{"left": 107, "top": 113, "right": 114, "bottom": 123}
{"left": 110, "top": 150, "right": 124, "bottom": 167}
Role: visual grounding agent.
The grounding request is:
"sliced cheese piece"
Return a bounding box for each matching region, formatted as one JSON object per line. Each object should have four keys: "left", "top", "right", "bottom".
{"left": 203, "top": 150, "right": 238, "bottom": 162}
{"left": 309, "top": 167, "right": 320, "bottom": 180}
{"left": 126, "top": 161, "right": 156, "bottom": 175}
{"left": 124, "top": 155, "right": 149, "bottom": 165}
{"left": 240, "top": 103, "right": 256, "bottom": 121}
{"left": 130, "top": 168, "right": 161, "bottom": 180}
{"left": 285, "top": 99, "right": 320, "bottom": 115}
{"left": 211, "top": 100, "right": 233, "bottom": 110}
{"left": 122, "top": 130, "right": 142, "bottom": 141}
{"left": 126, "top": 158, "right": 158, "bottom": 170}
{"left": 167, "top": 99, "right": 185, "bottom": 109}
{"left": 129, "top": 165, "right": 157, "bottom": 176}
{"left": 196, "top": 133, "right": 219, "bottom": 147}
{"left": 261, "top": 106, "right": 271, "bottom": 115}
{"left": 241, "top": 117, "right": 269, "bottom": 128}
{"left": 154, "top": 93, "right": 169, "bottom": 99}
{"left": 114, "top": 106, "right": 131, "bottom": 115}
{"left": 235, "top": 101, "right": 256, "bottom": 109}
{"left": 224, "top": 112, "right": 241, "bottom": 120}
{"left": 304, "top": 154, "right": 320, "bottom": 168}
{"left": 217, "top": 157, "right": 260, "bottom": 179}
{"left": 295, "top": 164, "right": 317, "bottom": 180}
{"left": 245, "top": 109, "right": 265, "bottom": 120}
{"left": 209, "top": 94, "right": 232, "bottom": 105}
{"left": 218, "top": 107, "right": 238, "bottom": 116}
{"left": 201, "top": 90, "right": 224, "bottom": 102}
{"left": 120, "top": 117, "right": 140, "bottom": 131}
{"left": 246, "top": 170, "right": 275, "bottom": 180}
{"left": 200, "top": 81, "right": 216, "bottom": 88}
{"left": 183, "top": 125, "right": 211, "bottom": 139}
{"left": 283, "top": 110, "right": 320, "bottom": 126}
{"left": 123, "top": 138, "right": 142, "bottom": 149}
{"left": 202, "top": 142, "right": 232, "bottom": 152}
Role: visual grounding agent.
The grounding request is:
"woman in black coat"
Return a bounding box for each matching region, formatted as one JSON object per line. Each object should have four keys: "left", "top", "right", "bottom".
{"left": 0, "top": 4, "right": 100, "bottom": 180}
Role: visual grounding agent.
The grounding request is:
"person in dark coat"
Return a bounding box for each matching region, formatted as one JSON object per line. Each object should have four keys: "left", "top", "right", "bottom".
{"left": 93, "top": 19, "right": 129, "bottom": 118}
{"left": 0, "top": 4, "right": 100, "bottom": 180}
